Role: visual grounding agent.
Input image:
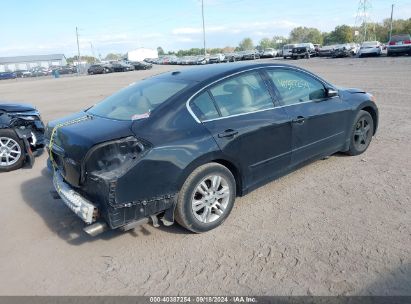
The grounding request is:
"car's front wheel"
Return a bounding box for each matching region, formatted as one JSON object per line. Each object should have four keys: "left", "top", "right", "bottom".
{"left": 346, "top": 110, "right": 374, "bottom": 156}
{"left": 0, "top": 129, "right": 25, "bottom": 172}
{"left": 175, "top": 163, "right": 236, "bottom": 233}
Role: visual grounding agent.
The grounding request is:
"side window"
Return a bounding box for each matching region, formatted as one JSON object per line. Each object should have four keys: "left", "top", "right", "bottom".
{"left": 209, "top": 71, "right": 274, "bottom": 117}
{"left": 190, "top": 91, "right": 220, "bottom": 121}
{"left": 267, "top": 69, "right": 326, "bottom": 106}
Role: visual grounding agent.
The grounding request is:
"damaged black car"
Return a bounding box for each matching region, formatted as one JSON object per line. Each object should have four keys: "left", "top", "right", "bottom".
{"left": 0, "top": 102, "right": 45, "bottom": 172}
{"left": 46, "top": 63, "right": 378, "bottom": 235}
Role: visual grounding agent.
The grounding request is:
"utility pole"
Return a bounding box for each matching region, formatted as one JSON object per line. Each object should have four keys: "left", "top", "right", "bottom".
{"left": 76, "top": 26, "right": 81, "bottom": 76}
{"left": 201, "top": 0, "right": 206, "bottom": 56}
{"left": 363, "top": 0, "right": 367, "bottom": 42}
{"left": 389, "top": 4, "right": 394, "bottom": 41}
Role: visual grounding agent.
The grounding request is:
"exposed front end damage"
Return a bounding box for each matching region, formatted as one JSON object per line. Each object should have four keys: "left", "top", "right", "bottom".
{"left": 0, "top": 105, "right": 45, "bottom": 168}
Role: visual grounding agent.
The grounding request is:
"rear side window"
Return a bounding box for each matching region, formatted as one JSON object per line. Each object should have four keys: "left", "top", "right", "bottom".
{"left": 267, "top": 69, "right": 326, "bottom": 106}
{"left": 190, "top": 92, "right": 220, "bottom": 121}
{"left": 209, "top": 71, "right": 274, "bottom": 117}
{"left": 88, "top": 78, "right": 190, "bottom": 120}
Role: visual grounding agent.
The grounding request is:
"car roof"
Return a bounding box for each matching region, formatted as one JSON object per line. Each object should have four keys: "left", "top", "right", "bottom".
{"left": 157, "top": 62, "right": 302, "bottom": 83}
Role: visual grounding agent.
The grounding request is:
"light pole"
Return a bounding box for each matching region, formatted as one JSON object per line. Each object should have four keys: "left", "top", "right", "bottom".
{"left": 76, "top": 26, "right": 81, "bottom": 76}
{"left": 389, "top": 4, "right": 394, "bottom": 41}
{"left": 201, "top": 0, "right": 206, "bottom": 56}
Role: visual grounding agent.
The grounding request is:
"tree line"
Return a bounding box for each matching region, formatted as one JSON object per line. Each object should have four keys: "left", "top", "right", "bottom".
{"left": 165, "top": 17, "right": 411, "bottom": 55}
{"left": 67, "top": 17, "right": 410, "bottom": 63}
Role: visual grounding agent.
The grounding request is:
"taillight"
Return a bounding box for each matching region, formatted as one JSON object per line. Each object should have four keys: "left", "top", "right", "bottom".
{"left": 389, "top": 41, "right": 395, "bottom": 45}
{"left": 404, "top": 40, "right": 411, "bottom": 44}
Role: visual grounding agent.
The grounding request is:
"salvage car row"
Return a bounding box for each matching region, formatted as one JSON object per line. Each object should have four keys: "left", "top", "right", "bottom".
{"left": 148, "top": 34, "right": 410, "bottom": 66}
{"left": 87, "top": 60, "right": 152, "bottom": 75}
{"left": 0, "top": 66, "right": 77, "bottom": 80}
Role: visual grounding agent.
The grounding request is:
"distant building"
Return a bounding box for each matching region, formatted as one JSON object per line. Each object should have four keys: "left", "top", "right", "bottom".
{"left": 127, "top": 48, "right": 158, "bottom": 62}
{"left": 0, "top": 54, "right": 67, "bottom": 72}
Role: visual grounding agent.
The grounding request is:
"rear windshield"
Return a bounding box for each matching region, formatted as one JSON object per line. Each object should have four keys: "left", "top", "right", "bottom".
{"left": 87, "top": 78, "right": 190, "bottom": 120}
{"left": 362, "top": 41, "right": 378, "bottom": 47}
{"left": 391, "top": 35, "right": 411, "bottom": 42}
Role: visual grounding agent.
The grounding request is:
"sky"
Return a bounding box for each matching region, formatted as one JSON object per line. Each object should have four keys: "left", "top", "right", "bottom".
{"left": 1, "top": 0, "right": 410, "bottom": 58}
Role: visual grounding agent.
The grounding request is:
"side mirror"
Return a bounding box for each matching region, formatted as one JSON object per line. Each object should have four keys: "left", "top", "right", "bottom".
{"left": 327, "top": 88, "right": 339, "bottom": 98}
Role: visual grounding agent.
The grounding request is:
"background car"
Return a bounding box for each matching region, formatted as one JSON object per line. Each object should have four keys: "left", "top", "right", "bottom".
{"left": 318, "top": 45, "right": 336, "bottom": 57}
{"left": 0, "top": 72, "right": 17, "bottom": 80}
{"left": 358, "top": 41, "right": 382, "bottom": 57}
{"left": 291, "top": 43, "right": 315, "bottom": 59}
{"left": 129, "top": 61, "right": 153, "bottom": 70}
{"left": 14, "top": 70, "right": 32, "bottom": 78}
{"left": 224, "top": 52, "right": 242, "bottom": 62}
{"left": 88, "top": 64, "right": 112, "bottom": 74}
{"left": 46, "top": 63, "right": 378, "bottom": 236}
{"left": 54, "top": 66, "right": 77, "bottom": 74}
{"left": 261, "top": 48, "right": 278, "bottom": 58}
{"left": 332, "top": 44, "right": 352, "bottom": 58}
{"left": 30, "top": 67, "right": 49, "bottom": 77}
{"left": 282, "top": 44, "right": 297, "bottom": 59}
{"left": 110, "top": 61, "right": 134, "bottom": 72}
{"left": 209, "top": 53, "right": 226, "bottom": 63}
{"left": 387, "top": 34, "right": 411, "bottom": 56}
{"left": 241, "top": 50, "right": 260, "bottom": 60}
{"left": 0, "top": 102, "right": 45, "bottom": 171}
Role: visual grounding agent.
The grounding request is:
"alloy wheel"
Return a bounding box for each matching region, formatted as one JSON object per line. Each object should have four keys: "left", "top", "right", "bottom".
{"left": 191, "top": 174, "right": 230, "bottom": 223}
{"left": 0, "top": 137, "right": 22, "bottom": 167}
{"left": 353, "top": 116, "right": 372, "bottom": 151}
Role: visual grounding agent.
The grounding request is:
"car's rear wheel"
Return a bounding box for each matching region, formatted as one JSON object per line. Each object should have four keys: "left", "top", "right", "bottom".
{"left": 0, "top": 129, "right": 25, "bottom": 172}
{"left": 175, "top": 163, "right": 236, "bottom": 233}
{"left": 346, "top": 110, "right": 374, "bottom": 156}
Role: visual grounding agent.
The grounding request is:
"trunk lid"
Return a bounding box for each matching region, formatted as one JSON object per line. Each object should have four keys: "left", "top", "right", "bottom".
{"left": 47, "top": 112, "right": 133, "bottom": 187}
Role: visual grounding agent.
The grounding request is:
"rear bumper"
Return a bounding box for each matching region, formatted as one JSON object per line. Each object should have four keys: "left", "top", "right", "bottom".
{"left": 53, "top": 170, "right": 98, "bottom": 224}
{"left": 387, "top": 46, "right": 411, "bottom": 53}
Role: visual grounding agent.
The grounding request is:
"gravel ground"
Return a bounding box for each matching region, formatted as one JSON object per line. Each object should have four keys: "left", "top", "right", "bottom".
{"left": 0, "top": 57, "right": 410, "bottom": 296}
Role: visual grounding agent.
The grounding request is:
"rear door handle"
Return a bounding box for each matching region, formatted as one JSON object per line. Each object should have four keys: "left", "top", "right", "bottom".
{"left": 292, "top": 116, "right": 305, "bottom": 124}
{"left": 218, "top": 129, "right": 239, "bottom": 138}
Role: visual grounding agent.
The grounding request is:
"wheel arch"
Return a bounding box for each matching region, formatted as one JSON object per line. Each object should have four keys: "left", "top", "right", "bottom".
{"left": 177, "top": 154, "right": 244, "bottom": 197}
{"left": 360, "top": 105, "right": 378, "bottom": 134}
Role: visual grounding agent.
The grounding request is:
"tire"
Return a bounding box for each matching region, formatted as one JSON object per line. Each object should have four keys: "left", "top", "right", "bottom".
{"left": 283, "top": 56, "right": 287, "bottom": 59}
{"left": 175, "top": 163, "right": 236, "bottom": 233}
{"left": 346, "top": 110, "right": 374, "bottom": 156}
{"left": 0, "top": 129, "right": 25, "bottom": 172}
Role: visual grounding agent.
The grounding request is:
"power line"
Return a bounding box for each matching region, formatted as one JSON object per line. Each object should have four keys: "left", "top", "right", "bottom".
{"left": 355, "top": 0, "right": 373, "bottom": 42}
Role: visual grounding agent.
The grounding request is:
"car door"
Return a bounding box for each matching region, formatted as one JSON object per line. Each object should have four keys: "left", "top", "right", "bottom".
{"left": 189, "top": 70, "right": 292, "bottom": 190}
{"left": 265, "top": 68, "right": 351, "bottom": 166}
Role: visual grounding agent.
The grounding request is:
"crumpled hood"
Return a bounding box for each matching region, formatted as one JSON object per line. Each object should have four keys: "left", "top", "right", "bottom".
{"left": 0, "top": 102, "right": 36, "bottom": 112}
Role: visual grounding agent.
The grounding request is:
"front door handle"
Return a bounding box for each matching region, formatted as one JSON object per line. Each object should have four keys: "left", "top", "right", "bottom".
{"left": 292, "top": 116, "right": 305, "bottom": 124}
{"left": 218, "top": 129, "right": 239, "bottom": 138}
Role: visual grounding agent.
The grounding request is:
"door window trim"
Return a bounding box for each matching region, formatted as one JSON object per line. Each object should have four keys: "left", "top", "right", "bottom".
{"left": 186, "top": 65, "right": 336, "bottom": 123}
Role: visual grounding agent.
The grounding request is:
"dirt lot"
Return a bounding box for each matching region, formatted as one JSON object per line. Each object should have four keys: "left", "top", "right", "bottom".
{"left": 0, "top": 57, "right": 410, "bottom": 296}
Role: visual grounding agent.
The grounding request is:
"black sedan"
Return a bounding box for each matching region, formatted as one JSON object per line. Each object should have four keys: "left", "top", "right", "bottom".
{"left": 0, "top": 102, "right": 45, "bottom": 171}
{"left": 46, "top": 63, "right": 378, "bottom": 235}
{"left": 129, "top": 61, "right": 153, "bottom": 70}
{"left": 88, "top": 64, "right": 112, "bottom": 75}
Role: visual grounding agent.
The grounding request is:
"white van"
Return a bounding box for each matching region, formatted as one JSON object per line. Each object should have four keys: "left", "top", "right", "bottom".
{"left": 282, "top": 44, "right": 296, "bottom": 59}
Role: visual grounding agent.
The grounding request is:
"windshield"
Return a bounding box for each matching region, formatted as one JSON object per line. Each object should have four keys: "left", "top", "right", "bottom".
{"left": 87, "top": 78, "right": 191, "bottom": 120}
